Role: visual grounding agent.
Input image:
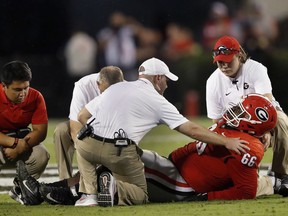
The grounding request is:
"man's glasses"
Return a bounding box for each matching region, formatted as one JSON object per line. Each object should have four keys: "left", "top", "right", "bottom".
{"left": 212, "top": 47, "right": 238, "bottom": 57}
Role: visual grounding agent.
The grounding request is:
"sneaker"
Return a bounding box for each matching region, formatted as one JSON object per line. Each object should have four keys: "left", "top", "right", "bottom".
{"left": 75, "top": 194, "right": 98, "bottom": 206}
{"left": 40, "top": 183, "right": 78, "bottom": 205}
{"left": 16, "top": 160, "right": 43, "bottom": 205}
{"left": 9, "top": 185, "right": 24, "bottom": 205}
{"left": 97, "top": 171, "right": 117, "bottom": 207}
{"left": 278, "top": 174, "right": 288, "bottom": 197}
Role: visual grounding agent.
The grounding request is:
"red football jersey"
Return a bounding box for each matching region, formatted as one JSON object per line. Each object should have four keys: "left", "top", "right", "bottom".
{"left": 0, "top": 85, "right": 48, "bottom": 132}
{"left": 170, "top": 124, "right": 264, "bottom": 200}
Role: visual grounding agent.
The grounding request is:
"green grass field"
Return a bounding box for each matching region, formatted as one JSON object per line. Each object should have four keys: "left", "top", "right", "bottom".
{"left": 1, "top": 117, "right": 286, "bottom": 216}
{"left": 0, "top": 195, "right": 287, "bottom": 216}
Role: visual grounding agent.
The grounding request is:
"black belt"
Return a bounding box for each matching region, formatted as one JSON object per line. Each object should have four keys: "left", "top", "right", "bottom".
{"left": 90, "top": 134, "right": 135, "bottom": 145}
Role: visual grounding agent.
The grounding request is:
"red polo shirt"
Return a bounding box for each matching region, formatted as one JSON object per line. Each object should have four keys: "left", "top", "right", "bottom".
{"left": 0, "top": 84, "right": 48, "bottom": 132}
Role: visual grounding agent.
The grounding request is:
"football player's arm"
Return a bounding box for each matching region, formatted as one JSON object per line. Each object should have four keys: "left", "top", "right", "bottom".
{"left": 208, "top": 156, "right": 258, "bottom": 200}
{"left": 177, "top": 121, "right": 249, "bottom": 155}
{"left": 169, "top": 141, "right": 198, "bottom": 163}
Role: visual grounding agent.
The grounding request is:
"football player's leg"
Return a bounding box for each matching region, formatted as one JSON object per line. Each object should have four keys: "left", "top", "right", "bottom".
{"left": 39, "top": 183, "right": 80, "bottom": 205}
{"left": 141, "top": 150, "right": 195, "bottom": 202}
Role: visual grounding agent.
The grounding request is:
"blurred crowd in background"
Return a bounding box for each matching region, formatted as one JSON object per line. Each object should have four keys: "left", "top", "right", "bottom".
{"left": 1, "top": 0, "right": 288, "bottom": 117}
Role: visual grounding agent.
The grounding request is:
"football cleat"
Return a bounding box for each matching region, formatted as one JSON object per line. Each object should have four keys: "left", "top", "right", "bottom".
{"left": 40, "top": 183, "right": 78, "bottom": 205}
{"left": 16, "top": 160, "right": 43, "bottom": 205}
{"left": 9, "top": 183, "right": 24, "bottom": 205}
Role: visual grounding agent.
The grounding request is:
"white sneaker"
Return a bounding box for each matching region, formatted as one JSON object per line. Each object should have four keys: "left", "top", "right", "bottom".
{"left": 98, "top": 172, "right": 117, "bottom": 207}
{"left": 75, "top": 194, "right": 98, "bottom": 206}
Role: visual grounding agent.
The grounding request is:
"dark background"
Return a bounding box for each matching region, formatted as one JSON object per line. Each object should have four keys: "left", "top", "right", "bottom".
{"left": 0, "top": 0, "right": 239, "bottom": 55}
{"left": 0, "top": 0, "right": 287, "bottom": 117}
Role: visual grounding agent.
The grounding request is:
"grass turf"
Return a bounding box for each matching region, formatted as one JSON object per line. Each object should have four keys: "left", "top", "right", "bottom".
{"left": 1, "top": 193, "right": 287, "bottom": 216}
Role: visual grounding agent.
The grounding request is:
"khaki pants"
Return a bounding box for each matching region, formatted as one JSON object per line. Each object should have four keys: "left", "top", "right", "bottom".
{"left": 270, "top": 110, "right": 288, "bottom": 176}
{"left": 75, "top": 136, "right": 148, "bottom": 206}
{"left": 0, "top": 144, "right": 49, "bottom": 179}
{"left": 53, "top": 121, "right": 75, "bottom": 180}
{"left": 256, "top": 175, "right": 274, "bottom": 196}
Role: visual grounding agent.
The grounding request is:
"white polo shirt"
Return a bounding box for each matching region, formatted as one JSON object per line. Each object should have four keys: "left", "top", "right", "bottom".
{"left": 85, "top": 78, "right": 188, "bottom": 144}
{"left": 206, "top": 59, "right": 281, "bottom": 120}
{"left": 69, "top": 73, "right": 100, "bottom": 121}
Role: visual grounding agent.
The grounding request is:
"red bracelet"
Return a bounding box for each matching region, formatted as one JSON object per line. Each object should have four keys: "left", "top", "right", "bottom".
{"left": 11, "top": 138, "right": 19, "bottom": 149}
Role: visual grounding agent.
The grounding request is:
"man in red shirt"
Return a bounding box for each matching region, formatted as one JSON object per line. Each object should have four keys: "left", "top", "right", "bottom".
{"left": 0, "top": 60, "right": 49, "bottom": 204}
